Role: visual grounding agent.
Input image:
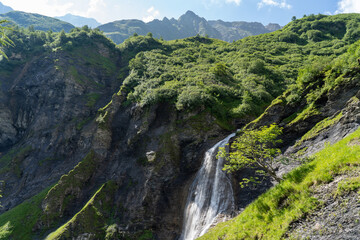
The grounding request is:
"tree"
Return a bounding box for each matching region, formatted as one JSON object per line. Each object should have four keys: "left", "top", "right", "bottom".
{"left": 0, "top": 20, "right": 13, "bottom": 59}
{"left": 292, "top": 16, "right": 297, "bottom": 21}
{"left": 220, "top": 124, "right": 283, "bottom": 186}
{"left": 58, "top": 29, "right": 67, "bottom": 45}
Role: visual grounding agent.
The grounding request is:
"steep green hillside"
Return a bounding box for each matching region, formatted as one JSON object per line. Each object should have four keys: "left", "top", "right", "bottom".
{"left": 117, "top": 13, "right": 360, "bottom": 128}
{"left": 200, "top": 21, "right": 360, "bottom": 239}
{"left": 200, "top": 128, "right": 360, "bottom": 239}
{"left": 0, "top": 11, "right": 74, "bottom": 32}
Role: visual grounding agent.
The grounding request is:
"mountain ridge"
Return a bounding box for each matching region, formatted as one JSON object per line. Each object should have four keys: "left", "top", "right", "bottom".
{"left": 55, "top": 13, "right": 101, "bottom": 29}
{"left": 98, "top": 10, "right": 281, "bottom": 43}
{"left": 0, "top": 11, "right": 74, "bottom": 32}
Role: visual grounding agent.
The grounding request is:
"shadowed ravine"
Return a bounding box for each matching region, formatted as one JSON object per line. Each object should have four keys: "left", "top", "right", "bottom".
{"left": 180, "top": 133, "right": 236, "bottom": 240}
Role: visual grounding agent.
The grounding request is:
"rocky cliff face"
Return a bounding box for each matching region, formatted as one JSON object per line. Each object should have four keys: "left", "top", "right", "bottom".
{"left": 0, "top": 35, "right": 121, "bottom": 212}
{"left": 40, "top": 93, "right": 233, "bottom": 239}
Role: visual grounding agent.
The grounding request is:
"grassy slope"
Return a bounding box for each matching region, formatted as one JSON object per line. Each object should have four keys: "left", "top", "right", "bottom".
{"left": 0, "top": 187, "right": 51, "bottom": 240}
{"left": 199, "top": 126, "right": 360, "bottom": 240}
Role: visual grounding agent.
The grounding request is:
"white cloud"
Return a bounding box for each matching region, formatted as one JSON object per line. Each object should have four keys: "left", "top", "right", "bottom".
{"left": 258, "top": 0, "right": 292, "bottom": 9}
{"left": 225, "top": 0, "right": 242, "bottom": 6}
{"left": 87, "top": 0, "right": 106, "bottom": 16}
{"left": 202, "top": 0, "right": 242, "bottom": 8}
{"left": 142, "top": 6, "right": 160, "bottom": 22}
{"left": 324, "top": 11, "right": 333, "bottom": 15}
{"left": 337, "top": 0, "right": 360, "bottom": 13}
{"left": 1, "top": 0, "right": 74, "bottom": 16}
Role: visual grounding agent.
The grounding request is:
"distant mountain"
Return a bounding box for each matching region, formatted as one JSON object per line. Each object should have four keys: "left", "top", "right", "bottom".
{"left": 0, "top": 2, "right": 12, "bottom": 14}
{"left": 56, "top": 13, "right": 101, "bottom": 28}
{"left": 0, "top": 11, "right": 74, "bottom": 32}
{"left": 265, "top": 23, "right": 282, "bottom": 31}
{"left": 98, "top": 10, "right": 281, "bottom": 44}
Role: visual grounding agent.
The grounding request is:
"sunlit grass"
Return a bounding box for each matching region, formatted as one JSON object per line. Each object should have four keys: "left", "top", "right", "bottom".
{"left": 199, "top": 127, "right": 360, "bottom": 240}
{"left": 0, "top": 187, "right": 51, "bottom": 240}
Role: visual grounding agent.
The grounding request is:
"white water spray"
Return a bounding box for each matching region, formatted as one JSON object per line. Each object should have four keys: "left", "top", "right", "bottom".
{"left": 180, "top": 133, "right": 235, "bottom": 240}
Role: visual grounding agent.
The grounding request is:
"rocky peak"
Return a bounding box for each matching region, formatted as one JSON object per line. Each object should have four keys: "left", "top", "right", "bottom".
{"left": 181, "top": 10, "right": 200, "bottom": 20}
{"left": 265, "top": 23, "right": 282, "bottom": 31}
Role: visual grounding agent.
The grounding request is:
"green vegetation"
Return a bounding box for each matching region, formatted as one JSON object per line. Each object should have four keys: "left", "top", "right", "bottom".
{"left": 42, "top": 150, "right": 98, "bottom": 226}
{"left": 220, "top": 124, "right": 283, "bottom": 184}
{"left": 0, "top": 187, "right": 51, "bottom": 240}
{"left": 0, "top": 20, "right": 13, "bottom": 58}
{"left": 0, "top": 146, "right": 33, "bottom": 177}
{"left": 200, "top": 127, "right": 360, "bottom": 240}
{"left": 296, "top": 111, "right": 343, "bottom": 146}
{"left": 336, "top": 175, "right": 360, "bottom": 196}
{"left": 288, "top": 103, "right": 320, "bottom": 125}
{"left": 46, "top": 181, "right": 118, "bottom": 240}
{"left": 116, "top": 14, "right": 360, "bottom": 129}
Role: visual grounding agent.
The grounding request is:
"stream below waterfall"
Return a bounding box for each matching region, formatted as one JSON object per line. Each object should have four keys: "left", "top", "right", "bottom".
{"left": 180, "top": 133, "right": 236, "bottom": 240}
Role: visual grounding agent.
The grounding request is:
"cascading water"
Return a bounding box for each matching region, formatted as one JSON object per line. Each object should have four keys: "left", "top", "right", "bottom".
{"left": 180, "top": 133, "right": 236, "bottom": 240}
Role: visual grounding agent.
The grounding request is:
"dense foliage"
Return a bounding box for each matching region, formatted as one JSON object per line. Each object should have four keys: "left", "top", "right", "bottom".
{"left": 0, "top": 20, "right": 12, "bottom": 59}
{"left": 220, "top": 124, "right": 283, "bottom": 184}
{"left": 116, "top": 13, "right": 360, "bottom": 129}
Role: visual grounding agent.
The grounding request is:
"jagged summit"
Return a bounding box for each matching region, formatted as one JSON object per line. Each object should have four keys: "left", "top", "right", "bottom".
{"left": 182, "top": 10, "right": 199, "bottom": 19}
{"left": 98, "top": 10, "right": 280, "bottom": 43}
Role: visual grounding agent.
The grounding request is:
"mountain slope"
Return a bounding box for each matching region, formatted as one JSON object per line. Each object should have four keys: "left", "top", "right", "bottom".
{"left": 98, "top": 10, "right": 280, "bottom": 44}
{"left": 0, "top": 11, "right": 74, "bottom": 32}
{"left": 55, "top": 13, "right": 101, "bottom": 28}
{"left": 0, "top": 13, "right": 360, "bottom": 240}
{"left": 0, "top": 2, "right": 12, "bottom": 14}
{"left": 200, "top": 22, "right": 360, "bottom": 240}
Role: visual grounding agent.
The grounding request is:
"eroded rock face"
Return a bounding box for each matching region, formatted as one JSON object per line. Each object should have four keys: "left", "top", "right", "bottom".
{"left": 284, "top": 81, "right": 360, "bottom": 157}
{"left": 286, "top": 174, "right": 360, "bottom": 239}
{"left": 39, "top": 92, "right": 232, "bottom": 239}
{"left": 0, "top": 106, "right": 17, "bottom": 149}
{"left": 0, "top": 42, "right": 121, "bottom": 213}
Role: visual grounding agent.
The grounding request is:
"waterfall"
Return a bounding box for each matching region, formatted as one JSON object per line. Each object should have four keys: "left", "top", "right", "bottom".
{"left": 180, "top": 133, "right": 236, "bottom": 240}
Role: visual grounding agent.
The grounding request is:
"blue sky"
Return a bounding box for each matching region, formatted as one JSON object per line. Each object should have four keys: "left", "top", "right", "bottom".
{"left": 0, "top": 0, "right": 359, "bottom": 25}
